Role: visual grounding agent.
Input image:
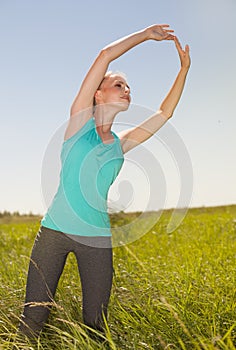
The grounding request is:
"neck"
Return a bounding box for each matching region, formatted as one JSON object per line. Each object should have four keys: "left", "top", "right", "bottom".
{"left": 94, "top": 105, "right": 119, "bottom": 143}
{"left": 94, "top": 104, "right": 118, "bottom": 133}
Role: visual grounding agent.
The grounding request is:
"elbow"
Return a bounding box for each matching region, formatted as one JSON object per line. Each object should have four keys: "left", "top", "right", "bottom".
{"left": 167, "top": 112, "right": 174, "bottom": 119}
{"left": 160, "top": 109, "right": 173, "bottom": 120}
{"left": 97, "top": 47, "right": 111, "bottom": 63}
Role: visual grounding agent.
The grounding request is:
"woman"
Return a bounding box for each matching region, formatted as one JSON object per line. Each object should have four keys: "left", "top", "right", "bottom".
{"left": 19, "top": 24, "right": 190, "bottom": 339}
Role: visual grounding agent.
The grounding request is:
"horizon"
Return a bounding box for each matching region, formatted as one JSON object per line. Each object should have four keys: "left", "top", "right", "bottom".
{"left": 1, "top": 202, "right": 236, "bottom": 217}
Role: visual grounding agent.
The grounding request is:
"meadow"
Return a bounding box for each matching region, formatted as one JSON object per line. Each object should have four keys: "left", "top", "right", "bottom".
{"left": 0, "top": 206, "right": 235, "bottom": 349}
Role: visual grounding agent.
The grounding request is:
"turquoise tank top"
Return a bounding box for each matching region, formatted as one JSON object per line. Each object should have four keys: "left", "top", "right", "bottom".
{"left": 41, "top": 117, "right": 124, "bottom": 236}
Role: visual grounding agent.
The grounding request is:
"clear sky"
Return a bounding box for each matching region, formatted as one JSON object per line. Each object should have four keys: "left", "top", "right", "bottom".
{"left": 1, "top": 0, "right": 235, "bottom": 214}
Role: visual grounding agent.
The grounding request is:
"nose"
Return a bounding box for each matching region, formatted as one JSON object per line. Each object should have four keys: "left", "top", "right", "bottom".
{"left": 124, "top": 85, "right": 130, "bottom": 94}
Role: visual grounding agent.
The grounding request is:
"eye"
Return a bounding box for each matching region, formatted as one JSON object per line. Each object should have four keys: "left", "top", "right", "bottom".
{"left": 115, "top": 83, "right": 122, "bottom": 88}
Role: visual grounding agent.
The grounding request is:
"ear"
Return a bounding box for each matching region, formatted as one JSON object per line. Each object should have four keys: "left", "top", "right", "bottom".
{"left": 94, "top": 89, "right": 102, "bottom": 104}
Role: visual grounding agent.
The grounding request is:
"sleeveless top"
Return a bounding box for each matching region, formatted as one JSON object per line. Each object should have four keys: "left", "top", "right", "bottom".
{"left": 41, "top": 117, "right": 124, "bottom": 236}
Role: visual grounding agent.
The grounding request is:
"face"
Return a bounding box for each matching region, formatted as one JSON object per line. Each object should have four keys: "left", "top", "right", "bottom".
{"left": 95, "top": 74, "right": 131, "bottom": 110}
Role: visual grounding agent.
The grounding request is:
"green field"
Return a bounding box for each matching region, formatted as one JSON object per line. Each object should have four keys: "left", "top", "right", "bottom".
{"left": 0, "top": 206, "right": 235, "bottom": 349}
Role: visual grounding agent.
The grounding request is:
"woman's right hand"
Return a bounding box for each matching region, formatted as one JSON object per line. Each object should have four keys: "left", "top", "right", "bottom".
{"left": 146, "top": 24, "right": 175, "bottom": 41}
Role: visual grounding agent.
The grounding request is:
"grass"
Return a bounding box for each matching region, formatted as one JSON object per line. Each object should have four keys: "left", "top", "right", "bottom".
{"left": 0, "top": 205, "right": 235, "bottom": 349}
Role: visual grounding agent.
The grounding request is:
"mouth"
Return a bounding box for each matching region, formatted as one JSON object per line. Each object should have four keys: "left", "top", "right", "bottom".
{"left": 120, "top": 96, "right": 130, "bottom": 103}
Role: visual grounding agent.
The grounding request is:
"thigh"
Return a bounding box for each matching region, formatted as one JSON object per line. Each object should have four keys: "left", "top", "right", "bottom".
{"left": 74, "top": 238, "right": 113, "bottom": 324}
{"left": 25, "top": 227, "right": 70, "bottom": 302}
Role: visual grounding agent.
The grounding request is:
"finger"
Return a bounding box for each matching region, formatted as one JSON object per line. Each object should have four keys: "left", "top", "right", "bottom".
{"left": 174, "top": 36, "right": 183, "bottom": 50}
{"left": 160, "top": 24, "right": 174, "bottom": 30}
{"left": 174, "top": 35, "right": 180, "bottom": 44}
{"left": 157, "top": 24, "right": 175, "bottom": 33}
{"left": 166, "top": 34, "right": 175, "bottom": 40}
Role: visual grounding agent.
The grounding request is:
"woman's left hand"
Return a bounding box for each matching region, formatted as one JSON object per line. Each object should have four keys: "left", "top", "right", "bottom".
{"left": 174, "top": 36, "right": 191, "bottom": 69}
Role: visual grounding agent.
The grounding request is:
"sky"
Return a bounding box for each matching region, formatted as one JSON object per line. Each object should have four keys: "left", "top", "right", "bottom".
{"left": 0, "top": 0, "right": 236, "bottom": 215}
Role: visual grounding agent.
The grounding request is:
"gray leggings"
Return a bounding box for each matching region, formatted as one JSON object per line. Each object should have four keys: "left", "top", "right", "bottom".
{"left": 19, "top": 226, "right": 113, "bottom": 337}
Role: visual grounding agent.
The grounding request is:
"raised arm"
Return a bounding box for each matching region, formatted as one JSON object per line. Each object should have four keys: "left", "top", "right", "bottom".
{"left": 119, "top": 36, "right": 191, "bottom": 153}
{"left": 70, "top": 24, "right": 174, "bottom": 116}
{"left": 65, "top": 25, "right": 175, "bottom": 140}
{"left": 159, "top": 36, "right": 191, "bottom": 118}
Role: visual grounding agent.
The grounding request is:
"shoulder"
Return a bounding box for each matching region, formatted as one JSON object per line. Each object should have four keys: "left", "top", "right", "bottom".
{"left": 64, "top": 117, "right": 95, "bottom": 144}
{"left": 64, "top": 108, "right": 95, "bottom": 141}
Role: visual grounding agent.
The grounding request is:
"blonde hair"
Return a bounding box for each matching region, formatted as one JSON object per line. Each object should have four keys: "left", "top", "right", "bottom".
{"left": 93, "top": 71, "right": 127, "bottom": 107}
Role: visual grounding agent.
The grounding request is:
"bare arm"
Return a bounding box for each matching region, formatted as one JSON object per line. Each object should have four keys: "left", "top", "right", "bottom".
{"left": 70, "top": 24, "right": 174, "bottom": 116}
{"left": 119, "top": 36, "right": 191, "bottom": 154}
{"left": 65, "top": 25, "right": 174, "bottom": 140}
{"left": 159, "top": 37, "right": 191, "bottom": 118}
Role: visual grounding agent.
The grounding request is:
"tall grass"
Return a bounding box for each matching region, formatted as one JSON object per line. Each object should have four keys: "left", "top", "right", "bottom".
{"left": 0, "top": 206, "right": 235, "bottom": 349}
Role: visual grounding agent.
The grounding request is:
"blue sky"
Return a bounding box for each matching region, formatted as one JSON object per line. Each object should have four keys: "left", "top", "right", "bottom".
{"left": 1, "top": 0, "right": 235, "bottom": 214}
